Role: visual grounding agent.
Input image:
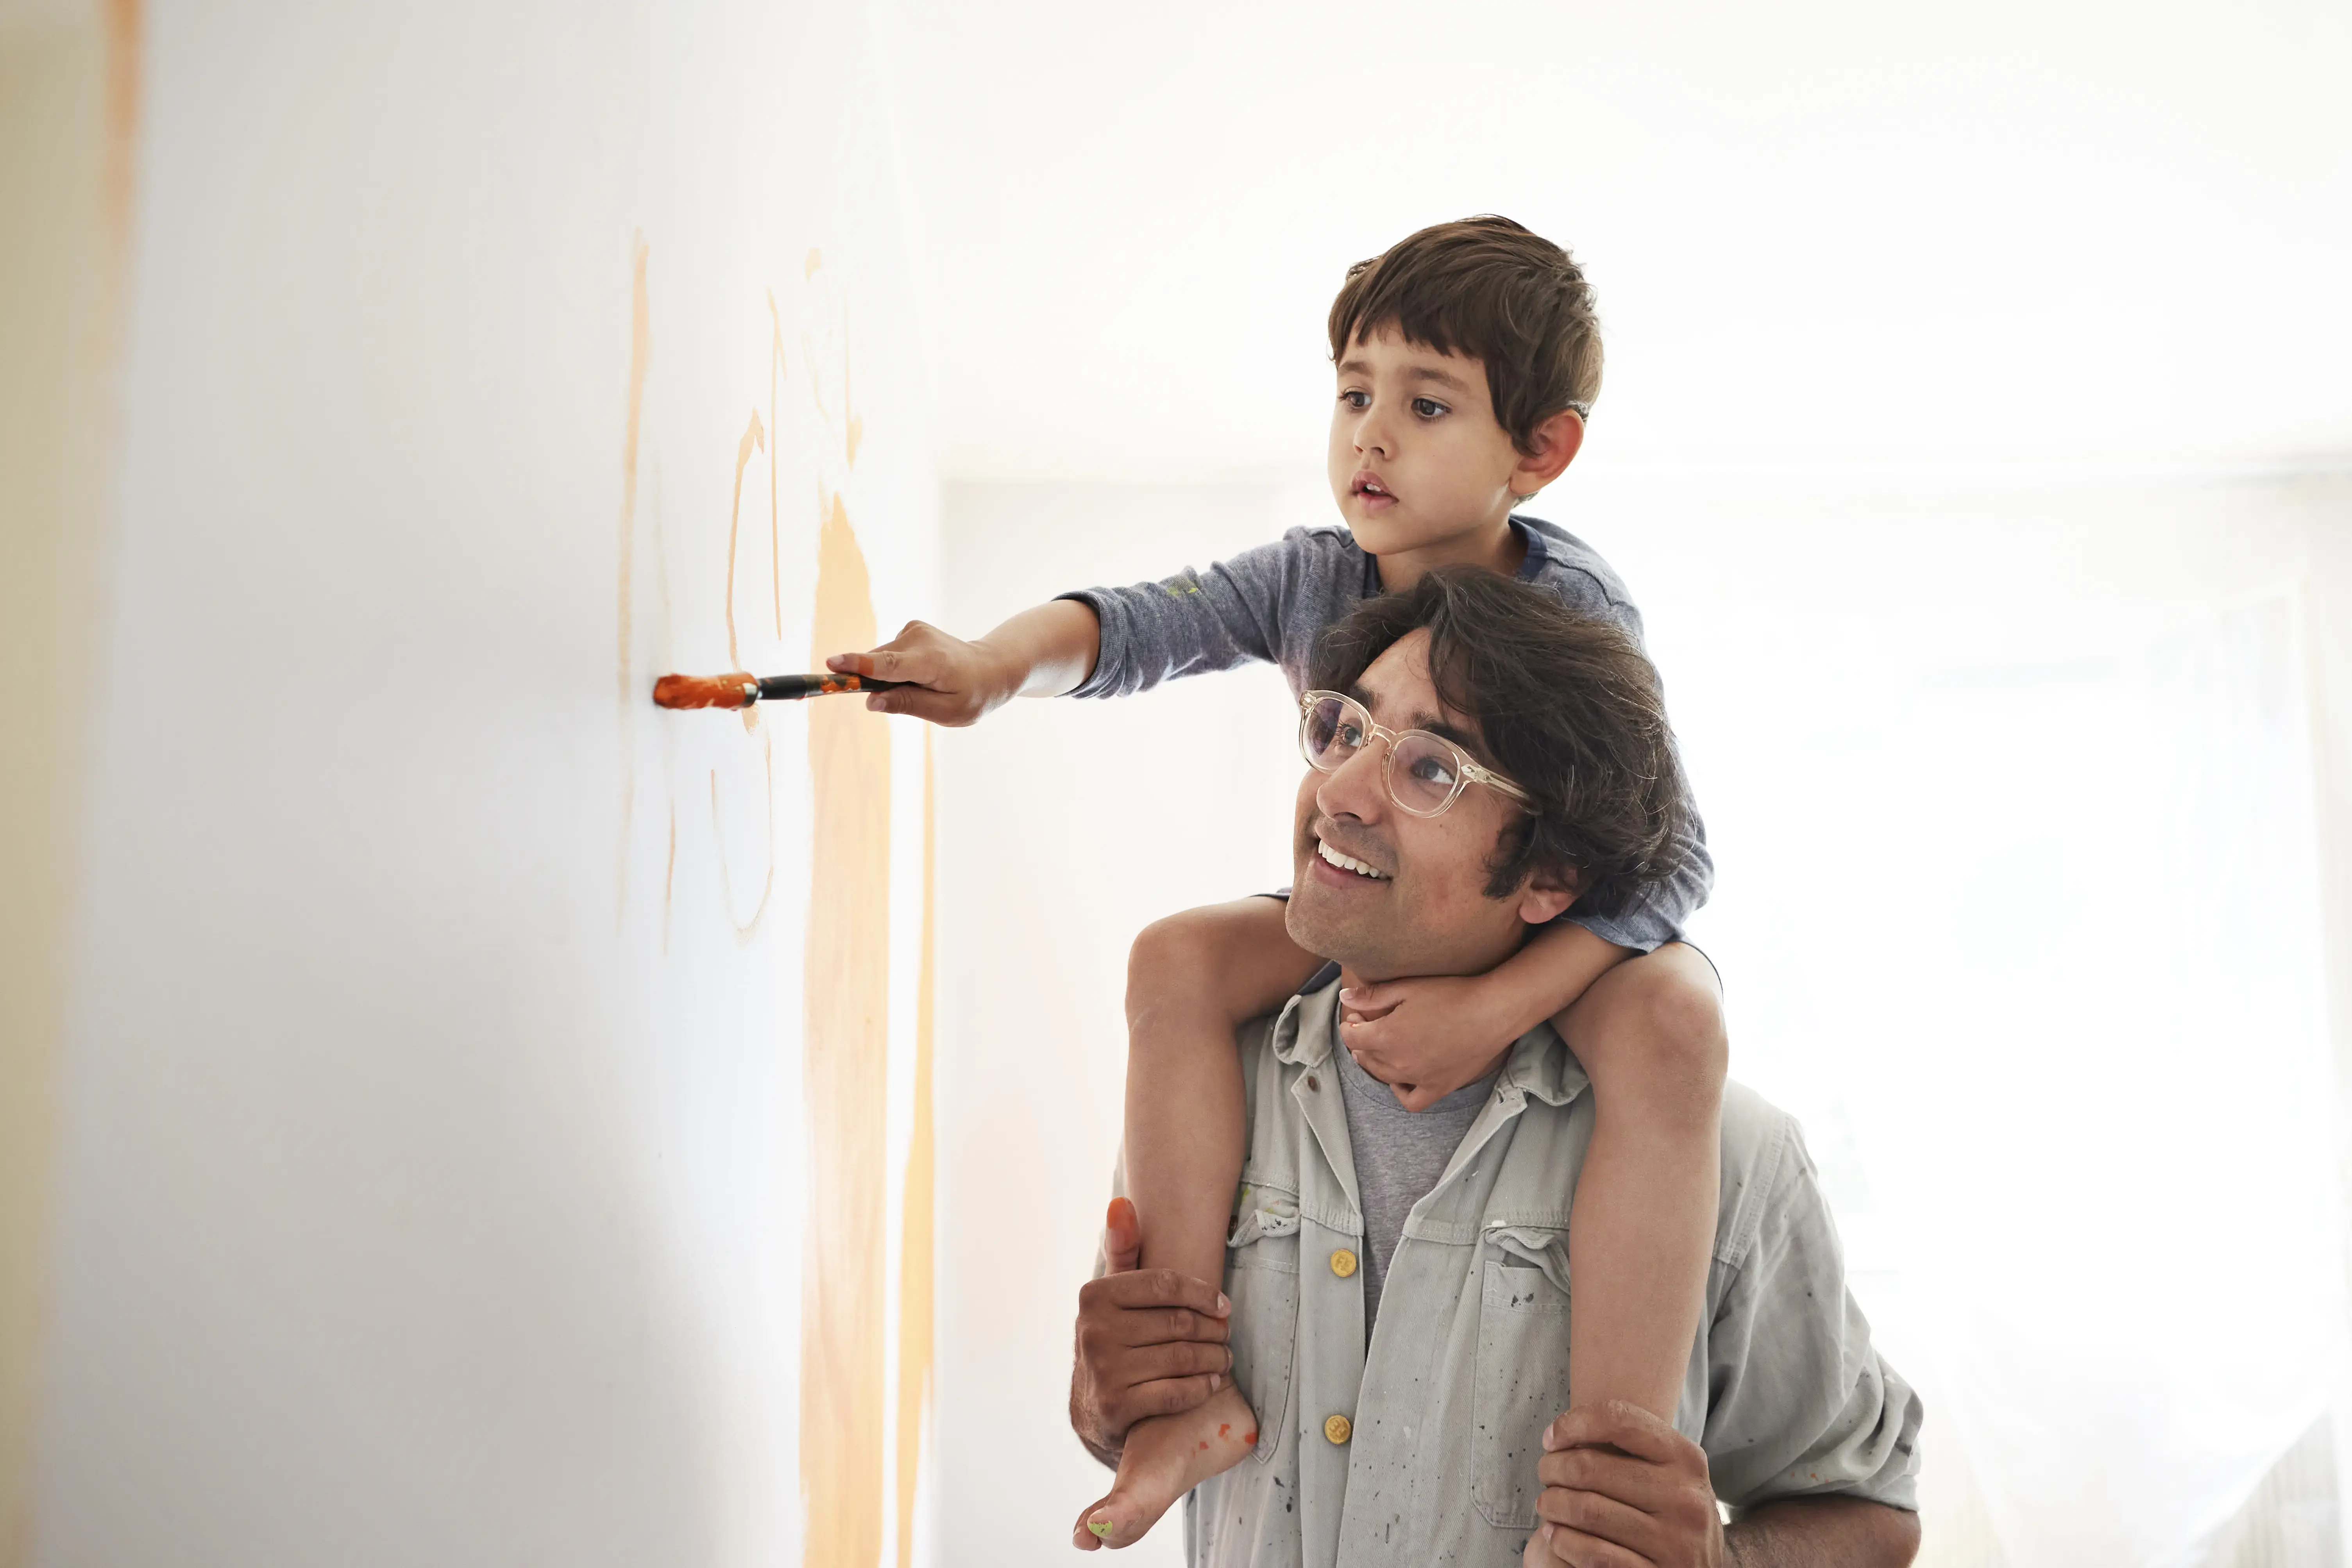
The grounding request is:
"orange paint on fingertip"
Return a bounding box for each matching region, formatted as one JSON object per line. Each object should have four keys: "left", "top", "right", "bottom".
{"left": 653, "top": 672, "right": 751, "bottom": 709}
{"left": 1106, "top": 1196, "right": 1138, "bottom": 1232}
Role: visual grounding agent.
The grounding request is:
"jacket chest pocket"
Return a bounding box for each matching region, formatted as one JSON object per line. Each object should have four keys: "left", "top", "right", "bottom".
{"left": 1471, "top": 1225, "right": 1574, "bottom": 1530}
{"left": 1225, "top": 1182, "right": 1301, "bottom": 1464}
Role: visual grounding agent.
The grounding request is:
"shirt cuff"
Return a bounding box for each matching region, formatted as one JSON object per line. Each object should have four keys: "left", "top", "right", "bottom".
{"left": 1055, "top": 589, "right": 1125, "bottom": 700}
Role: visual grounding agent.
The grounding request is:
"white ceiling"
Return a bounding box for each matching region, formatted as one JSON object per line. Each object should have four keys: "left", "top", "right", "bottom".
{"left": 872, "top": 0, "right": 2352, "bottom": 482}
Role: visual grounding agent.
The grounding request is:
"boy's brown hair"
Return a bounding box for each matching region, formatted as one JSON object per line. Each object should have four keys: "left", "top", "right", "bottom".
{"left": 1327, "top": 215, "right": 1603, "bottom": 455}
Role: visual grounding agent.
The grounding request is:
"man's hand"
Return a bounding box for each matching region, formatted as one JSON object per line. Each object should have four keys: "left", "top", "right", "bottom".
{"left": 1524, "top": 1402, "right": 1724, "bottom": 1568}
{"left": 1338, "top": 974, "right": 1519, "bottom": 1110}
{"left": 826, "top": 620, "right": 1018, "bottom": 726}
{"left": 1068, "top": 1198, "right": 1234, "bottom": 1465}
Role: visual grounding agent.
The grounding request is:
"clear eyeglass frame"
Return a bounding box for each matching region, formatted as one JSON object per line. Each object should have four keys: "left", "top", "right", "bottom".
{"left": 1296, "top": 689, "right": 1536, "bottom": 819}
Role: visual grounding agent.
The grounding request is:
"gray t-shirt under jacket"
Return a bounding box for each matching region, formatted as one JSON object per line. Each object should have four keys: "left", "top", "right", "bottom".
{"left": 1059, "top": 516, "right": 1712, "bottom": 952}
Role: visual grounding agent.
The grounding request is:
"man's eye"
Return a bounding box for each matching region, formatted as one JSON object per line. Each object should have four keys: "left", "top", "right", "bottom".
{"left": 1336, "top": 723, "right": 1367, "bottom": 749}
{"left": 1412, "top": 397, "right": 1448, "bottom": 418}
{"left": 1408, "top": 753, "right": 1459, "bottom": 787}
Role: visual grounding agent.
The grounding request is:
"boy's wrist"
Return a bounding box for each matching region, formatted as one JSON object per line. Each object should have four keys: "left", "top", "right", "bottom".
{"left": 965, "top": 634, "right": 1035, "bottom": 707}
{"left": 1484, "top": 957, "right": 1568, "bottom": 1041}
{"left": 1514, "top": 920, "right": 1632, "bottom": 1032}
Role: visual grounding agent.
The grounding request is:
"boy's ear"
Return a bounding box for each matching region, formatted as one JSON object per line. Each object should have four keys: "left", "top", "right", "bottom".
{"left": 1512, "top": 408, "right": 1585, "bottom": 497}
{"left": 1516, "top": 863, "right": 1578, "bottom": 927}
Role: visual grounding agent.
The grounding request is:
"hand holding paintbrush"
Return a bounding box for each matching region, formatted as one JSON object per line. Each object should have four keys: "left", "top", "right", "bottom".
{"left": 660, "top": 603, "right": 1100, "bottom": 721}
{"left": 807, "top": 603, "right": 1103, "bottom": 726}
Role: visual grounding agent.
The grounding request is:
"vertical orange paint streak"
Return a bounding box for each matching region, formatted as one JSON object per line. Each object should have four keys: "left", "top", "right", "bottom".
{"left": 766, "top": 291, "right": 785, "bottom": 639}
{"left": 801, "top": 497, "right": 890, "bottom": 1566}
{"left": 895, "top": 736, "right": 937, "bottom": 1567}
{"left": 723, "top": 409, "right": 765, "bottom": 671}
{"left": 615, "top": 237, "right": 650, "bottom": 928}
{"left": 661, "top": 800, "right": 676, "bottom": 957}
{"left": 843, "top": 309, "right": 863, "bottom": 468}
{"left": 4, "top": 7, "right": 141, "bottom": 1559}
{"left": 99, "top": 0, "right": 140, "bottom": 349}
{"left": 710, "top": 734, "right": 777, "bottom": 942}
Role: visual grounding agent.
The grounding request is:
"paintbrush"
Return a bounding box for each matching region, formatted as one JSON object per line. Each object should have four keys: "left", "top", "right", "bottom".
{"left": 652, "top": 671, "right": 911, "bottom": 710}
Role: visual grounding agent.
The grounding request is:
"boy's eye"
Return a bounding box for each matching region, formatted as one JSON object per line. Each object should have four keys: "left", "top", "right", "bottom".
{"left": 1411, "top": 397, "right": 1449, "bottom": 418}
{"left": 1339, "top": 390, "right": 1370, "bottom": 411}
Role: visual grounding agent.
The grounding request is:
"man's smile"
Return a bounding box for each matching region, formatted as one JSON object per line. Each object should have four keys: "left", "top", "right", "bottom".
{"left": 1312, "top": 833, "right": 1391, "bottom": 883}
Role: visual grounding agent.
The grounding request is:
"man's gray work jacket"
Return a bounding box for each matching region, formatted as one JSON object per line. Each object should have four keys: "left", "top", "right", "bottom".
{"left": 1178, "top": 978, "right": 1922, "bottom": 1567}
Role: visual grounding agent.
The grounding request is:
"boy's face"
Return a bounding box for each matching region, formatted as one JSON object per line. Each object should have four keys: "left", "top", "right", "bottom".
{"left": 1327, "top": 327, "right": 1541, "bottom": 555}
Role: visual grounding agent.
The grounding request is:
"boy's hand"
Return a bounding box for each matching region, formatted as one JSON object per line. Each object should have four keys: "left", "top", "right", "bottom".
{"left": 826, "top": 620, "right": 1017, "bottom": 726}
{"left": 1339, "top": 973, "right": 1520, "bottom": 1110}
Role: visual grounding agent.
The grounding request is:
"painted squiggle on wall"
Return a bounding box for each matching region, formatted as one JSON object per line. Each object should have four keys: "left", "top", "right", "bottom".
{"left": 615, "top": 242, "right": 931, "bottom": 1560}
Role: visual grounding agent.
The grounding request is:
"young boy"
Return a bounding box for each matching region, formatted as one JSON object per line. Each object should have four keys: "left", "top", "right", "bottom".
{"left": 828, "top": 216, "right": 1728, "bottom": 1549}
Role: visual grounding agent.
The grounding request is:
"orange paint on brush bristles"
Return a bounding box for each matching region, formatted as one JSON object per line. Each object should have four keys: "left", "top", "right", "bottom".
{"left": 653, "top": 673, "right": 751, "bottom": 710}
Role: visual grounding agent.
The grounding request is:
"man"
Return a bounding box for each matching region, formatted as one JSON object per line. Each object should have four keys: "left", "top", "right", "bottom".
{"left": 1069, "top": 568, "right": 1923, "bottom": 1566}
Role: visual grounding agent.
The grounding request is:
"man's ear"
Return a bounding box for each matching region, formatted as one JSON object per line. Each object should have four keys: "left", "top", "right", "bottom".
{"left": 1511, "top": 408, "right": 1585, "bottom": 497}
{"left": 1515, "top": 864, "right": 1578, "bottom": 927}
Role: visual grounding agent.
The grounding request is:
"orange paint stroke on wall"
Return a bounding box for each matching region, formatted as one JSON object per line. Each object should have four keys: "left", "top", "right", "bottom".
{"left": 722, "top": 408, "right": 766, "bottom": 673}
{"left": 616, "top": 236, "right": 651, "bottom": 928}
{"left": 843, "top": 308, "right": 863, "bottom": 469}
{"left": 896, "top": 733, "right": 937, "bottom": 1567}
{"left": 800, "top": 495, "right": 891, "bottom": 1567}
{"left": 661, "top": 801, "right": 676, "bottom": 956}
{"left": 710, "top": 732, "right": 776, "bottom": 943}
{"left": 99, "top": 0, "right": 141, "bottom": 359}
{"left": 766, "top": 290, "right": 785, "bottom": 639}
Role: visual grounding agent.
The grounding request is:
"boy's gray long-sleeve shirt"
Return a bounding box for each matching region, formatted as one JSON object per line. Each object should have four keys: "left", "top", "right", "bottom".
{"left": 1059, "top": 516, "right": 1712, "bottom": 951}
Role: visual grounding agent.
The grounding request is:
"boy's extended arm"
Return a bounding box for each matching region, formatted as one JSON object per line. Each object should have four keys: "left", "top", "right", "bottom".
{"left": 826, "top": 598, "right": 1101, "bottom": 727}
{"left": 828, "top": 529, "right": 1318, "bottom": 729}
{"left": 1341, "top": 915, "right": 1633, "bottom": 1107}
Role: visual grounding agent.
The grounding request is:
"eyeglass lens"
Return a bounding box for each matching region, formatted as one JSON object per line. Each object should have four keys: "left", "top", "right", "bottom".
{"left": 1300, "top": 695, "right": 1465, "bottom": 816}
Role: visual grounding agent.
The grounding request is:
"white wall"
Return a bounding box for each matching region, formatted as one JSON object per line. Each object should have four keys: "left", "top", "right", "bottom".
{"left": 876, "top": 0, "right": 2352, "bottom": 479}
{"left": 14, "top": 2, "right": 944, "bottom": 1563}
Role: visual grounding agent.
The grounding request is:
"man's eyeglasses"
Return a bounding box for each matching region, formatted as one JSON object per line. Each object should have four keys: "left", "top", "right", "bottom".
{"left": 1297, "top": 690, "right": 1536, "bottom": 819}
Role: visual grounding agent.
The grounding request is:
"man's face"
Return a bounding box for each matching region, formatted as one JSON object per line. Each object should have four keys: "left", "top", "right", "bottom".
{"left": 1327, "top": 327, "right": 1528, "bottom": 557}
{"left": 1285, "top": 629, "right": 1571, "bottom": 983}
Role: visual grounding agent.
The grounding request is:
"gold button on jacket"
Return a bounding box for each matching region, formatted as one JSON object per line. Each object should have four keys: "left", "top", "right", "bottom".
{"left": 1323, "top": 1414, "right": 1352, "bottom": 1445}
{"left": 1329, "top": 1248, "right": 1358, "bottom": 1278}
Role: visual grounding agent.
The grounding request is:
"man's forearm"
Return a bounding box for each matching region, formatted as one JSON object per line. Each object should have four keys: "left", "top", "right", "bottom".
{"left": 1726, "top": 1496, "right": 1920, "bottom": 1568}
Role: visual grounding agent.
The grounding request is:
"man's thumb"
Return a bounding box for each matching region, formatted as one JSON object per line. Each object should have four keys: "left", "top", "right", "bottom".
{"left": 1103, "top": 1196, "right": 1142, "bottom": 1273}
